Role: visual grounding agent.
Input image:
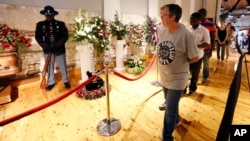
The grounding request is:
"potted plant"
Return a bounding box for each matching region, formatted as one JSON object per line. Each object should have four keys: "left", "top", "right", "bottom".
{"left": 70, "top": 9, "right": 110, "bottom": 82}
{"left": 125, "top": 55, "right": 145, "bottom": 74}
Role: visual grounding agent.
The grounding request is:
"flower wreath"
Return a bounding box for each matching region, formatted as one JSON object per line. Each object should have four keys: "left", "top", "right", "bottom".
{"left": 76, "top": 87, "right": 105, "bottom": 100}
{"left": 75, "top": 70, "right": 106, "bottom": 100}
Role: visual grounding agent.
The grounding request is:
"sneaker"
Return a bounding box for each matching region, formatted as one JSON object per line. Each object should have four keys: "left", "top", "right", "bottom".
{"left": 188, "top": 91, "right": 195, "bottom": 96}
{"left": 183, "top": 88, "right": 187, "bottom": 94}
{"left": 159, "top": 102, "right": 166, "bottom": 111}
{"left": 221, "top": 61, "right": 224, "bottom": 66}
{"left": 175, "top": 116, "right": 181, "bottom": 126}
{"left": 202, "top": 79, "right": 208, "bottom": 84}
{"left": 176, "top": 120, "right": 181, "bottom": 126}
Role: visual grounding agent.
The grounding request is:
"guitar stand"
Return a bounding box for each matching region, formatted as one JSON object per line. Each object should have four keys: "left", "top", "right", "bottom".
{"left": 151, "top": 54, "right": 161, "bottom": 87}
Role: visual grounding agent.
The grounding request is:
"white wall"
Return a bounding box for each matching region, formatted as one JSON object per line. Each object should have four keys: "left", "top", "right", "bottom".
{"left": 0, "top": 0, "right": 102, "bottom": 11}
{"left": 103, "top": 0, "right": 119, "bottom": 21}
{"left": 205, "top": 0, "right": 220, "bottom": 23}
{"left": 158, "top": 0, "right": 175, "bottom": 14}
{"left": 1, "top": 0, "right": 220, "bottom": 31}
{"left": 121, "top": 0, "right": 148, "bottom": 15}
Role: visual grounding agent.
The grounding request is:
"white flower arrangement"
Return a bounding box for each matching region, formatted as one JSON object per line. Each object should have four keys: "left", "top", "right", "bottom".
{"left": 109, "top": 11, "right": 128, "bottom": 40}
{"left": 71, "top": 9, "right": 96, "bottom": 43}
{"left": 70, "top": 9, "right": 110, "bottom": 56}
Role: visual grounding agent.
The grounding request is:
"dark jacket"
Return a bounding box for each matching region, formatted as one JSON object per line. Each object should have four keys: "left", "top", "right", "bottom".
{"left": 35, "top": 19, "right": 68, "bottom": 55}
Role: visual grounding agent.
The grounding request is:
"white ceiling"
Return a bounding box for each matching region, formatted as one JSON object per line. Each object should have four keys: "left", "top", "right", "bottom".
{"left": 220, "top": 0, "right": 250, "bottom": 30}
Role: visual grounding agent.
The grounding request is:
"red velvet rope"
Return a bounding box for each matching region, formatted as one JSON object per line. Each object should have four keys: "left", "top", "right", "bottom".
{"left": 0, "top": 74, "right": 99, "bottom": 126}
{"left": 0, "top": 54, "right": 156, "bottom": 126}
{"left": 114, "top": 54, "right": 156, "bottom": 81}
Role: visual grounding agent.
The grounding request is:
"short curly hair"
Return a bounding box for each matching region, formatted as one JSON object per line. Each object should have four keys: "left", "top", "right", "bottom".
{"left": 161, "top": 4, "right": 182, "bottom": 22}
{"left": 191, "top": 12, "right": 202, "bottom": 20}
{"left": 198, "top": 8, "right": 207, "bottom": 17}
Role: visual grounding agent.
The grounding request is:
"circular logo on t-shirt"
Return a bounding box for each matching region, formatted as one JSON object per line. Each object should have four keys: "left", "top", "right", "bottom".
{"left": 158, "top": 41, "right": 175, "bottom": 65}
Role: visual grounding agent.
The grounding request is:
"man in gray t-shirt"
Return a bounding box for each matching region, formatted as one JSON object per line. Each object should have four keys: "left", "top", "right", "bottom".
{"left": 158, "top": 24, "right": 199, "bottom": 90}
{"left": 158, "top": 4, "right": 199, "bottom": 141}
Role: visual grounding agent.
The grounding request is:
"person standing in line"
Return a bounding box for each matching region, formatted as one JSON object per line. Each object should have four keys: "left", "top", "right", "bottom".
{"left": 215, "top": 19, "right": 228, "bottom": 66}
{"left": 247, "top": 29, "right": 250, "bottom": 54}
{"left": 237, "top": 33, "right": 244, "bottom": 49}
{"left": 225, "top": 21, "right": 235, "bottom": 61}
{"left": 198, "top": 8, "right": 217, "bottom": 84}
{"left": 187, "top": 12, "right": 210, "bottom": 95}
{"left": 158, "top": 4, "right": 199, "bottom": 141}
{"left": 35, "top": 5, "right": 71, "bottom": 91}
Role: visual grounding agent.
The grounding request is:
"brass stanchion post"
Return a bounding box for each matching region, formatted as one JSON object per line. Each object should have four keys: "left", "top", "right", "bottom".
{"left": 151, "top": 50, "right": 161, "bottom": 87}
{"left": 97, "top": 51, "right": 121, "bottom": 136}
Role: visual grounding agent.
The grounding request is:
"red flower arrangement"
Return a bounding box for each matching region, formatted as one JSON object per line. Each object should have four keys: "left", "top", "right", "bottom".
{"left": 76, "top": 87, "right": 106, "bottom": 100}
{"left": 0, "top": 23, "right": 31, "bottom": 52}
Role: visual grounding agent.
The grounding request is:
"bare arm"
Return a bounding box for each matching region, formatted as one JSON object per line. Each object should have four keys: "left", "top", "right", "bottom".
{"left": 189, "top": 56, "right": 199, "bottom": 64}
{"left": 197, "top": 43, "right": 210, "bottom": 48}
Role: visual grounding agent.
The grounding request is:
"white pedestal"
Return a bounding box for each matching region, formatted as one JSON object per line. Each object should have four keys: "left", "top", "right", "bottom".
{"left": 114, "top": 40, "right": 126, "bottom": 72}
{"left": 76, "top": 43, "right": 93, "bottom": 83}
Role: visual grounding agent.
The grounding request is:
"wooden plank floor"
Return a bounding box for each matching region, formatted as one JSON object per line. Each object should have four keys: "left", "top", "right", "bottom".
{"left": 0, "top": 49, "right": 250, "bottom": 141}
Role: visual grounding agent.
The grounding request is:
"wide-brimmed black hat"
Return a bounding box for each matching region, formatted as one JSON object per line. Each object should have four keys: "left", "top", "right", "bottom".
{"left": 40, "top": 5, "right": 59, "bottom": 16}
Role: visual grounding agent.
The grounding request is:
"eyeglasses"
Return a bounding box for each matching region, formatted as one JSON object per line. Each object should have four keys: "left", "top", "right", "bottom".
{"left": 161, "top": 13, "right": 170, "bottom": 17}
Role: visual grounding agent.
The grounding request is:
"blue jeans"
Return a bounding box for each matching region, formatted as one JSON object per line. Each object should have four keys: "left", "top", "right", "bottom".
{"left": 203, "top": 50, "right": 210, "bottom": 80}
{"left": 162, "top": 87, "right": 183, "bottom": 141}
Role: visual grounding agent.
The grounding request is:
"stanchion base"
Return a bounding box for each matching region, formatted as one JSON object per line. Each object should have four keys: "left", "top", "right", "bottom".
{"left": 97, "top": 118, "right": 121, "bottom": 136}
{"left": 151, "top": 81, "right": 161, "bottom": 87}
